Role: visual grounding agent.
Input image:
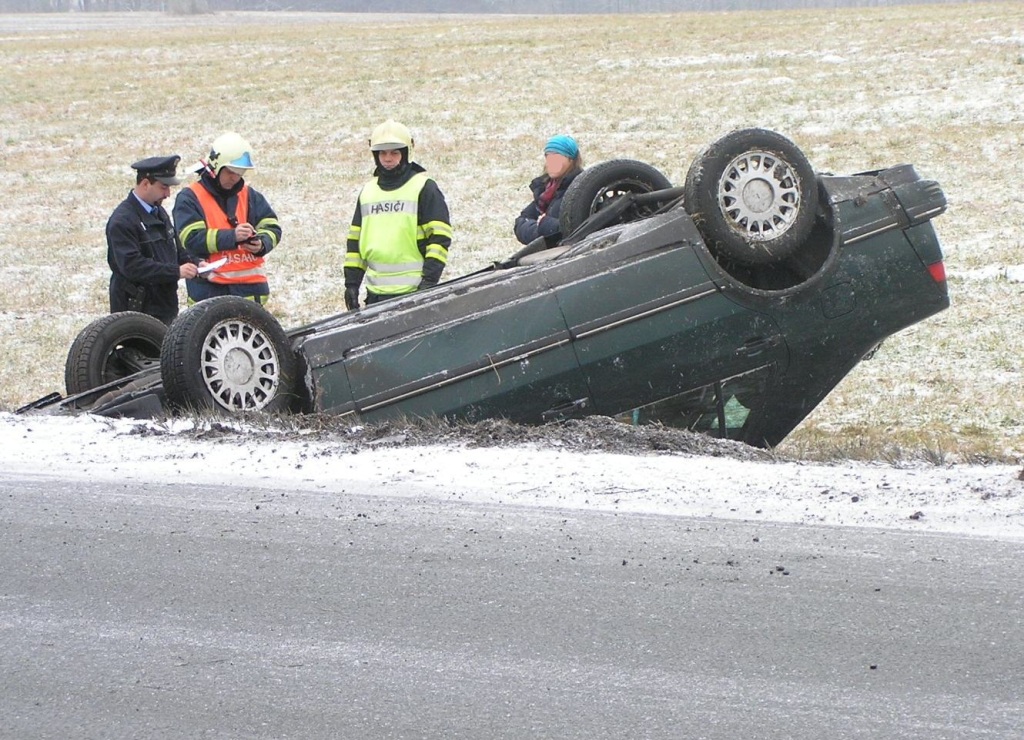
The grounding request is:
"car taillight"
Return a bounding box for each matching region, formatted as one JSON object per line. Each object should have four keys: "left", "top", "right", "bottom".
{"left": 927, "top": 261, "right": 946, "bottom": 283}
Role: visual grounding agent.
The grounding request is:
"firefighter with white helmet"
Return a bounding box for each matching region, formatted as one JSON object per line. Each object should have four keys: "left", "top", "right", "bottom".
{"left": 344, "top": 120, "right": 452, "bottom": 309}
{"left": 173, "top": 132, "right": 282, "bottom": 307}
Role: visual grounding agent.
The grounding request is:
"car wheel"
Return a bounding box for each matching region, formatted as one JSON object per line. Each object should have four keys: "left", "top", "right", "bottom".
{"left": 161, "top": 296, "right": 298, "bottom": 413}
{"left": 560, "top": 159, "right": 674, "bottom": 236}
{"left": 64, "top": 312, "right": 167, "bottom": 395}
{"left": 684, "top": 128, "right": 817, "bottom": 265}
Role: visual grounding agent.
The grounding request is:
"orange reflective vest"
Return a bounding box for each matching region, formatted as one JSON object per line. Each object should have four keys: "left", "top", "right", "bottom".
{"left": 188, "top": 182, "right": 267, "bottom": 285}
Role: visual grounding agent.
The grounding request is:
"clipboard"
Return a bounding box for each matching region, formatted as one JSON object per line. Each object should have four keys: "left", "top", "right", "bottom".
{"left": 197, "top": 257, "right": 228, "bottom": 275}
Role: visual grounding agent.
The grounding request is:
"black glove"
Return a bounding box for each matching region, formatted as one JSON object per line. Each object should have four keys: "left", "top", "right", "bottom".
{"left": 417, "top": 279, "right": 438, "bottom": 292}
{"left": 344, "top": 287, "right": 360, "bottom": 311}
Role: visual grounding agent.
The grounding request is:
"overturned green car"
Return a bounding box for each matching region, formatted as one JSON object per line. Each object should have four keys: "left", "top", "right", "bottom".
{"left": 23, "top": 129, "right": 949, "bottom": 448}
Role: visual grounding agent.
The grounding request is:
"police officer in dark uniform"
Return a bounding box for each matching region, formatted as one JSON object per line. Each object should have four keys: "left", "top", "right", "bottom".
{"left": 106, "top": 155, "right": 203, "bottom": 325}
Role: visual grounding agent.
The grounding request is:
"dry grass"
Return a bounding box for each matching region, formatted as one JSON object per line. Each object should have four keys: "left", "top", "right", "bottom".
{"left": 0, "top": 3, "right": 1022, "bottom": 460}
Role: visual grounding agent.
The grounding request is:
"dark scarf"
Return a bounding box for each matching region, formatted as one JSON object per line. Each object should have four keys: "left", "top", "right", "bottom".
{"left": 538, "top": 177, "right": 560, "bottom": 213}
{"left": 373, "top": 148, "right": 414, "bottom": 189}
{"left": 202, "top": 170, "right": 245, "bottom": 199}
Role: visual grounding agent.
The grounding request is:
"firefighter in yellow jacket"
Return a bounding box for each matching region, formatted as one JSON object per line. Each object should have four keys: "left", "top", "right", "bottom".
{"left": 344, "top": 120, "right": 452, "bottom": 310}
{"left": 173, "top": 132, "right": 282, "bottom": 306}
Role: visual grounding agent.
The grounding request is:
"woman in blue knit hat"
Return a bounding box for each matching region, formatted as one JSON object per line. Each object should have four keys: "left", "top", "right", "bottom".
{"left": 513, "top": 134, "right": 584, "bottom": 245}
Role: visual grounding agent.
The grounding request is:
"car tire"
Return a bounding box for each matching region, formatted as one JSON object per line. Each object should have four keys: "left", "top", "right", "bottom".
{"left": 160, "top": 296, "right": 298, "bottom": 413}
{"left": 560, "top": 159, "right": 675, "bottom": 236}
{"left": 684, "top": 128, "right": 818, "bottom": 265}
{"left": 64, "top": 311, "right": 167, "bottom": 395}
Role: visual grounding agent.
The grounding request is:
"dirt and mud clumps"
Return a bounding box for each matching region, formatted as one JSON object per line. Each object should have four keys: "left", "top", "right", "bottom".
{"left": 159, "top": 413, "right": 775, "bottom": 461}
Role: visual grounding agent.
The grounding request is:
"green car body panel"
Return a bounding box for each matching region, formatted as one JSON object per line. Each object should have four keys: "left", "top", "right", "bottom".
{"left": 287, "top": 164, "right": 947, "bottom": 447}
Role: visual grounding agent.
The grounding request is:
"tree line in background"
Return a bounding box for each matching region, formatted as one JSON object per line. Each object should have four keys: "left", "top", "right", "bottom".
{"left": 0, "top": 0, "right": 977, "bottom": 14}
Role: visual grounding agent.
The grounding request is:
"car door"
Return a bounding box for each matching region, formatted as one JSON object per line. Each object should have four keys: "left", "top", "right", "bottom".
{"left": 330, "top": 269, "right": 592, "bottom": 424}
{"left": 553, "top": 230, "right": 788, "bottom": 420}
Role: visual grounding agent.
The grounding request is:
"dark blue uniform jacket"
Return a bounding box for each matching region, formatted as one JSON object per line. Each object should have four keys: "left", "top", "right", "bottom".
{"left": 106, "top": 193, "right": 193, "bottom": 325}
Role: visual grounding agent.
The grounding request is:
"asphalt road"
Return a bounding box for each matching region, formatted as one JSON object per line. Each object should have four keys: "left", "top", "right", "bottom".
{"left": 1, "top": 473, "right": 1022, "bottom": 739}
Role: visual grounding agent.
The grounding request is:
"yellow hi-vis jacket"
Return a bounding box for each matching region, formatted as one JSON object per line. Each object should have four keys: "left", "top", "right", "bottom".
{"left": 351, "top": 173, "right": 431, "bottom": 296}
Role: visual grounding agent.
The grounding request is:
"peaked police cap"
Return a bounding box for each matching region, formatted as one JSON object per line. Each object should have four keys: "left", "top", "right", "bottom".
{"left": 131, "top": 155, "right": 182, "bottom": 185}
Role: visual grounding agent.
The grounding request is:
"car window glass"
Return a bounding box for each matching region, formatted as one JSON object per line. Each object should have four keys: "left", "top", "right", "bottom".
{"left": 621, "top": 365, "right": 773, "bottom": 440}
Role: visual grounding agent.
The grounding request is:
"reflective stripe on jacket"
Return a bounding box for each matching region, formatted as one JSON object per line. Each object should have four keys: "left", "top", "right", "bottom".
{"left": 185, "top": 182, "right": 267, "bottom": 285}
{"left": 354, "top": 173, "right": 429, "bottom": 296}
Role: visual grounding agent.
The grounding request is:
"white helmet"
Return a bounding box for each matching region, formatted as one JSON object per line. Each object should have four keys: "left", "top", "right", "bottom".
{"left": 208, "top": 132, "right": 255, "bottom": 175}
{"left": 369, "top": 120, "right": 413, "bottom": 153}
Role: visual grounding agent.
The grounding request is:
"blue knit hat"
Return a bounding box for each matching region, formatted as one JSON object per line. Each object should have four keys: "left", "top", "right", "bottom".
{"left": 544, "top": 134, "right": 579, "bottom": 159}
